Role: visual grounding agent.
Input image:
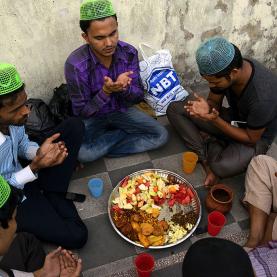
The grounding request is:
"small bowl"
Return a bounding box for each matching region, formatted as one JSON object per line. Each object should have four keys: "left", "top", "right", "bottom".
{"left": 205, "top": 184, "right": 234, "bottom": 214}
{"left": 88, "top": 178, "right": 104, "bottom": 198}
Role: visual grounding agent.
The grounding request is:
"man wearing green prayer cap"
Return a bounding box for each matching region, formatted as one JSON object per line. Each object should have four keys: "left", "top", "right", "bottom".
{"left": 0, "top": 63, "right": 88, "bottom": 249}
{"left": 167, "top": 37, "right": 277, "bottom": 186}
{"left": 0, "top": 176, "right": 82, "bottom": 276}
{"left": 65, "top": 0, "right": 168, "bottom": 163}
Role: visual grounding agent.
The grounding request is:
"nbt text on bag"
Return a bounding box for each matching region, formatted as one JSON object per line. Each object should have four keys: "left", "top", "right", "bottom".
{"left": 139, "top": 43, "right": 188, "bottom": 116}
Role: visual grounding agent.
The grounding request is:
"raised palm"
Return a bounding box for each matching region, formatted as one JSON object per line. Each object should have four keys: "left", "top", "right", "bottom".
{"left": 38, "top": 133, "right": 61, "bottom": 157}
{"left": 190, "top": 98, "right": 210, "bottom": 116}
{"left": 41, "top": 248, "right": 61, "bottom": 277}
{"left": 60, "top": 251, "right": 82, "bottom": 277}
{"left": 116, "top": 71, "right": 133, "bottom": 88}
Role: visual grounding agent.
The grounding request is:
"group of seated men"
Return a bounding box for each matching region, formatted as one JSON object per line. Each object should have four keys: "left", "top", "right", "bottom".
{"left": 0, "top": 0, "right": 276, "bottom": 275}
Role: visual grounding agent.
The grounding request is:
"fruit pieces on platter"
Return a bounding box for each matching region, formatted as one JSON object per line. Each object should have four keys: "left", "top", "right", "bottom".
{"left": 112, "top": 172, "right": 195, "bottom": 215}
{"left": 111, "top": 172, "right": 198, "bottom": 247}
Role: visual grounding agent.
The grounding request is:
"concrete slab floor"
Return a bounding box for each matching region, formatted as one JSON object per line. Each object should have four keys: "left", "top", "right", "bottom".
{"left": 66, "top": 89, "right": 277, "bottom": 276}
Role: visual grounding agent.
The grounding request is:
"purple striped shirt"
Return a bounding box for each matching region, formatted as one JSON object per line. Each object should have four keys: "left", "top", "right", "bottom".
{"left": 64, "top": 41, "right": 144, "bottom": 118}
{"left": 249, "top": 241, "right": 277, "bottom": 277}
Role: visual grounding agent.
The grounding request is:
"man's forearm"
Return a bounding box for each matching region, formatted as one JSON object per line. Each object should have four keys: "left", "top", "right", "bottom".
{"left": 212, "top": 117, "right": 254, "bottom": 145}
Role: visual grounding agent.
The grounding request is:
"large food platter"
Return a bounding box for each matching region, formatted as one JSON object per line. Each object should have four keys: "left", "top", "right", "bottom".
{"left": 108, "top": 169, "right": 202, "bottom": 249}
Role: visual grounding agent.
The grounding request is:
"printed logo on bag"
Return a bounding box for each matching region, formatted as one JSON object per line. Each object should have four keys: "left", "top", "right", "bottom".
{"left": 146, "top": 67, "right": 180, "bottom": 98}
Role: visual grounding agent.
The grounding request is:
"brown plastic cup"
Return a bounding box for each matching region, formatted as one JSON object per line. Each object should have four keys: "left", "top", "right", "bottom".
{"left": 183, "top": 152, "right": 198, "bottom": 174}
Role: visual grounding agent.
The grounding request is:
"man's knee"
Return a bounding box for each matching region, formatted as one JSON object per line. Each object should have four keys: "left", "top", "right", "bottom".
{"left": 65, "top": 117, "right": 85, "bottom": 136}
{"left": 64, "top": 223, "right": 88, "bottom": 249}
{"left": 166, "top": 101, "right": 183, "bottom": 116}
{"left": 167, "top": 101, "right": 177, "bottom": 115}
{"left": 60, "top": 117, "right": 85, "bottom": 146}
{"left": 210, "top": 161, "right": 247, "bottom": 179}
{"left": 153, "top": 125, "right": 169, "bottom": 147}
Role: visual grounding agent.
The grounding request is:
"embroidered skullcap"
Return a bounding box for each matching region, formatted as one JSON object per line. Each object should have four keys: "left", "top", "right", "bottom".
{"left": 196, "top": 37, "right": 235, "bottom": 75}
{"left": 0, "top": 176, "right": 11, "bottom": 208}
{"left": 80, "top": 0, "right": 116, "bottom": 21}
{"left": 0, "top": 63, "right": 23, "bottom": 96}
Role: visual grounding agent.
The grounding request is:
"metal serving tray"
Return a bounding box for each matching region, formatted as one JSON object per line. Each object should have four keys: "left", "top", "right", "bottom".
{"left": 108, "top": 169, "right": 202, "bottom": 249}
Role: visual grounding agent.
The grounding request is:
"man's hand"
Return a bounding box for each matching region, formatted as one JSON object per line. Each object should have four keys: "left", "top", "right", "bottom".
{"left": 197, "top": 108, "right": 219, "bottom": 122}
{"left": 116, "top": 71, "right": 133, "bottom": 89}
{"left": 60, "top": 250, "right": 82, "bottom": 277}
{"left": 185, "top": 93, "right": 219, "bottom": 121}
{"left": 185, "top": 93, "right": 210, "bottom": 117}
{"left": 34, "top": 247, "right": 62, "bottom": 277}
{"left": 30, "top": 133, "right": 68, "bottom": 172}
{"left": 103, "top": 71, "right": 133, "bottom": 94}
{"left": 103, "top": 76, "right": 121, "bottom": 94}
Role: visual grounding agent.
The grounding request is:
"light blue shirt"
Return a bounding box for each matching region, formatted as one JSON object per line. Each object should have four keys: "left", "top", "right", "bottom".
{"left": 0, "top": 126, "right": 39, "bottom": 189}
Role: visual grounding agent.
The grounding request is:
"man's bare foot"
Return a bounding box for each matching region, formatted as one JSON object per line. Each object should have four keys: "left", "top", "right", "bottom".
{"left": 204, "top": 169, "right": 219, "bottom": 187}
{"left": 245, "top": 236, "right": 262, "bottom": 248}
{"left": 201, "top": 161, "right": 219, "bottom": 187}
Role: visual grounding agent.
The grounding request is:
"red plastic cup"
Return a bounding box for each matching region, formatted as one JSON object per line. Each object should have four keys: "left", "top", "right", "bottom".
{"left": 208, "top": 211, "right": 226, "bottom": 236}
{"left": 134, "top": 253, "right": 155, "bottom": 277}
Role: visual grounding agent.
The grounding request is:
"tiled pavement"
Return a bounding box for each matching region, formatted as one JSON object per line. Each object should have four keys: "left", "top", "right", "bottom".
{"left": 65, "top": 115, "right": 277, "bottom": 277}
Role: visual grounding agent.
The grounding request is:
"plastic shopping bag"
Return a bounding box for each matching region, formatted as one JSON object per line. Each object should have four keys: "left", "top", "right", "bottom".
{"left": 139, "top": 43, "right": 188, "bottom": 116}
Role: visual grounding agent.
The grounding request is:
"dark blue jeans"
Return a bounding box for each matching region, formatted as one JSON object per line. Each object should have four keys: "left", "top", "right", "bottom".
{"left": 78, "top": 107, "right": 169, "bottom": 162}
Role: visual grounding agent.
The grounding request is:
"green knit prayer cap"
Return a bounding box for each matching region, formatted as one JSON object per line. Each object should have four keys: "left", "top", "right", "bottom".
{"left": 0, "top": 63, "right": 23, "bottom": 96}
{"left": 80, "top": 0, "right": 116, "bottom": 21}
{"left": 196, "top": 37, "right": 235, "bottom": 75}
{"left": 0, "top": 176, "right": 11, "bottom": 208}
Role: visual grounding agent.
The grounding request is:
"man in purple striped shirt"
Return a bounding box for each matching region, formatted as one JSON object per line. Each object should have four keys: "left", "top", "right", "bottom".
{"left": 65, "top": 0, "right": 168, "bottom": 162}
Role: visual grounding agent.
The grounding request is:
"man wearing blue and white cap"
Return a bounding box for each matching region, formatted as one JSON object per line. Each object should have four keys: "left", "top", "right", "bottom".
{"left": 167, "top": 37, "right": 277, "bottom": 186}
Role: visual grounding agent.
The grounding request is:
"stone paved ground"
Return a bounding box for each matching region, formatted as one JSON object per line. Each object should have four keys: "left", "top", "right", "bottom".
{"left": 64, "top": 123, "right": 277, "bottom": 277}
{"left": 52, "top": 87, "right": 277, "bottom": 277}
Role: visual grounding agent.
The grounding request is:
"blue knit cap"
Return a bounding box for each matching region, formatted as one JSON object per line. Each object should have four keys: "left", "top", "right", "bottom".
{"left": 196, "top": 37, "right": 235, "bottom": 75}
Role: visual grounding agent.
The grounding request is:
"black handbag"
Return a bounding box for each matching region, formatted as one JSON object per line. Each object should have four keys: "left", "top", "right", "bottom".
{"left": 48, "top": 84, "right": 72, "bottom": 123}
{"left": 24, "top": 98, "right": 56, "bottom": 143}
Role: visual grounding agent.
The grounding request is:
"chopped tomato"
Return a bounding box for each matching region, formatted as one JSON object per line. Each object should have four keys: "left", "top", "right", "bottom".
{"left": 187, "top": 188, "right": 195, "bottom": 199}
{"left": 120, "top": 176, "right": 130, "bottom": 187}
{"left": 145, "top": 181, "right": 150, "bottom": 187}
{"left": 112, "top": 204, "right": 121, "bottom": 212}
{"left": 153, "top": 196, "right": 165, "bottom": 205}
{"left": 153, "top": 186, "right": 158, "bottom": 192}
{"left": 134, "top": 187, "right": 141, "bottom": 194}
{"left": 168, "top": 198, "right": 176, "bottom": 207}
{"left": 179, "top": 185, "right": 187, "bottom": 194}
{"left": 158, "top": 198, "right": 166, "bottom": 205}
{"left": 181, "top": 195, "right": 191, "bottom": 205}
{"left": 153, "top": 196, "right": 159, "bottom": 203}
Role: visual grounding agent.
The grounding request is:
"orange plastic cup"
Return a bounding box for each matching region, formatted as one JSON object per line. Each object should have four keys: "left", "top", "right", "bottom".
{"left": 183, "top": 152, "right": 198, "bottom": 174}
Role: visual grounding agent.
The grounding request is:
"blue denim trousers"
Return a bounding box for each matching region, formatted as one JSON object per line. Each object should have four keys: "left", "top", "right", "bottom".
{"left": 78, "top": 107, "right": 168, "bottom": 162}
